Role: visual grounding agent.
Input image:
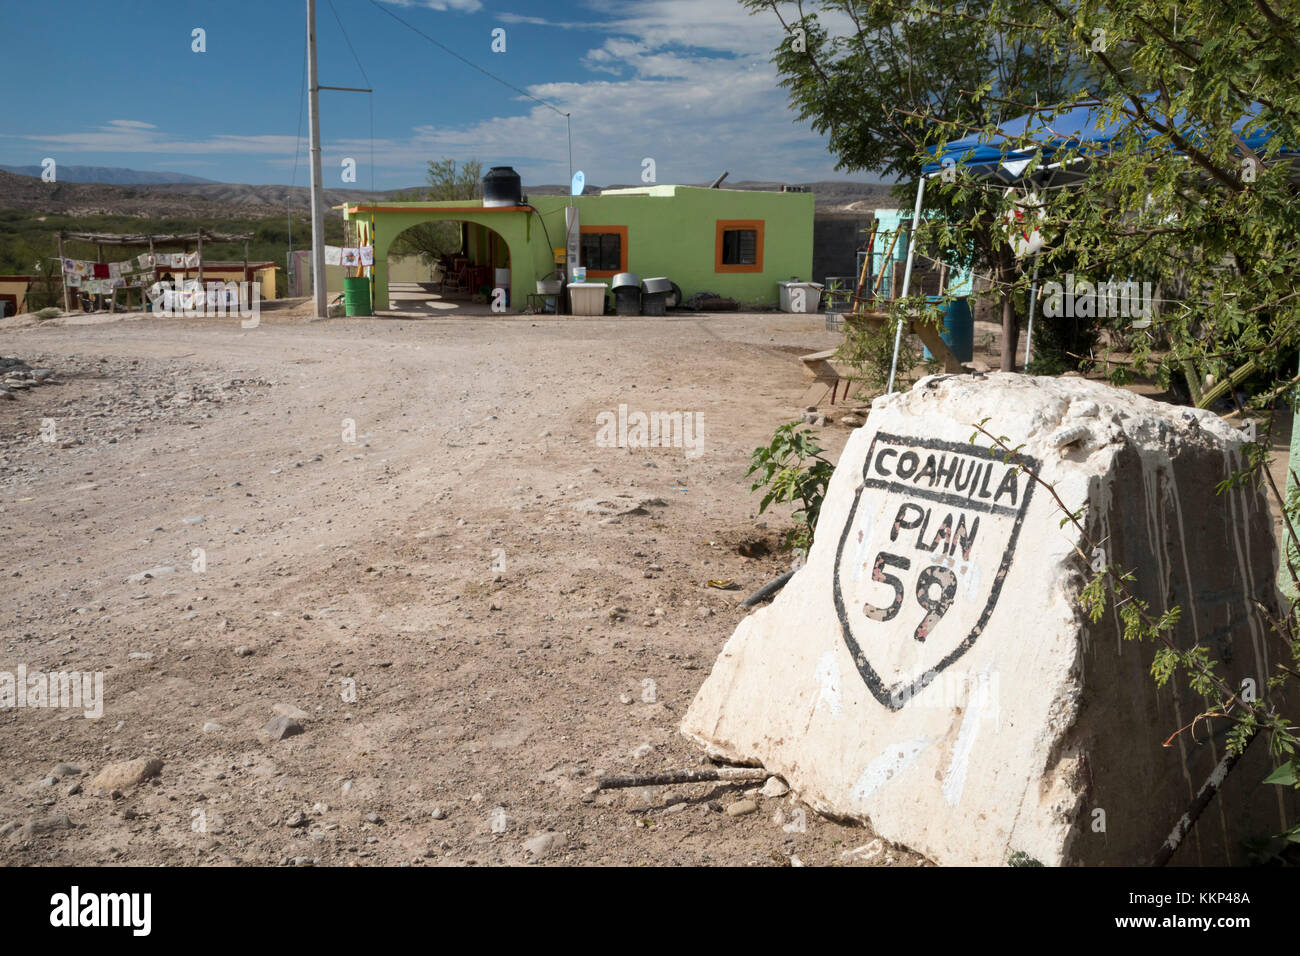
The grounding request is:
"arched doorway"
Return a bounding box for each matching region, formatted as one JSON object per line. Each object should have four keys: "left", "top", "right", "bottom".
{"left": 384, "top": 219, "right": 515, "bottom": 313}
{"left": 346, "top": 202, "right": 548, "bottom": 313}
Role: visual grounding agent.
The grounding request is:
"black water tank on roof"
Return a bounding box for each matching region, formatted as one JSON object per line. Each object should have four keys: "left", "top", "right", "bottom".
{"left": 483, "top": 166, "right": 522, "bottom": 207}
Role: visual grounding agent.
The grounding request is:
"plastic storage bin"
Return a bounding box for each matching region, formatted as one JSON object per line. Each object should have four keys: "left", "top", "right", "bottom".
{"left": 567, "top": 282, "right": 607, "bottom": 316}
{"left": 778, "top": 281, "right": 823, "bottom": 313}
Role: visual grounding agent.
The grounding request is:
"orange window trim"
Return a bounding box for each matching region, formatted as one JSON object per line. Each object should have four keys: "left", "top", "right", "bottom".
{"left": 579, "top": 225, "right": 628, "bottom": 278}
{"left": 715, "top": 219, "right": 765, "bottom": 273}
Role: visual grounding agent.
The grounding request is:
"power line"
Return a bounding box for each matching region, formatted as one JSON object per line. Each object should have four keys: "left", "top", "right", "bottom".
{"left": 364, "top": 0, "right": 567, "bottom": 119}
{"left": 328, "top": 0, "right": 372, "bottom": 88}
{"left": 326, "top": 0, "right": 377, "bottom": 193}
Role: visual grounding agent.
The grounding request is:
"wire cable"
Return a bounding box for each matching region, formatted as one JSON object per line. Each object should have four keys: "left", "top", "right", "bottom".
{"left": 327, "top": 0, "right": 377, "bottom": 194}
{"left": 365, "top": 0, "right": 565, "bottom": 117}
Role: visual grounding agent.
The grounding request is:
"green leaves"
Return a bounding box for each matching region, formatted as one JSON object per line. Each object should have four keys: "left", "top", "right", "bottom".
{"left": 747, "top": 421, "right": 836, "bottom": 550}
{"left": 1262, "top": 761, "right": 1298, "bottom": 787}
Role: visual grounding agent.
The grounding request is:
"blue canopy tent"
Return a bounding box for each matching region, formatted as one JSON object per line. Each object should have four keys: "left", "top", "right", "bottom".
{"left": 887, "top": 98, "right": 1293, "bottom": 390}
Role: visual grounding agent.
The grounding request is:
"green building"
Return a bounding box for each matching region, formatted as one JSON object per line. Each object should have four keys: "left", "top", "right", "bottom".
{"left": 343, "top": 184, "right": 815, "bottom": 312}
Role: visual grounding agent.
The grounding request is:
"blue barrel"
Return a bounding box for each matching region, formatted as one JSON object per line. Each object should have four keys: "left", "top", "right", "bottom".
{"left": 923, "top": 296, "right": 973, "bottom": 363}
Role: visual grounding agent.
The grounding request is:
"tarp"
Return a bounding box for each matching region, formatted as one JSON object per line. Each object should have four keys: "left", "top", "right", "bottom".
{"left": 921, "top": 96, "right": 1292, "bottom": 185}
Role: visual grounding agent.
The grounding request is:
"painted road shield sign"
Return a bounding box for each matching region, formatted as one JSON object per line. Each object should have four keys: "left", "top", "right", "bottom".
{"left": 832, "top": 431, "right": 1038, "bottom": 710}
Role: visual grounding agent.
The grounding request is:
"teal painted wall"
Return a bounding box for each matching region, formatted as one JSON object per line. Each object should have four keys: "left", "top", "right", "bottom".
{"left": 349, "top": 185, "right": 814, "bottom": 312}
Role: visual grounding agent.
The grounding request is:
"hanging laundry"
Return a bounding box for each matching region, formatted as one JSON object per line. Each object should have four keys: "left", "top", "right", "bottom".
{"left": 62, "top": 258, "right": 76, "bottom": 274}
{"left": 360, "top": 245, "right": 374, "bottom": 266}
{"left": 74, "top": 260, "right": 89, "bottom": 276}
{"left": 341, "top": 248, "right": 361, "bottom": 267}
{"left": 67, "top": 274, "right": 81, "bottom": 287}
{"left": 108, "top": 262, "right": 122, "bottom": 279}
{"left": 93, "top": 263, "right": 110, "bottom": 279}
{"left": 137, "top": 253, "right": 152, "bottom": 269}
{"left": 324, "top": 245, "right": 342, "bottom": 266}
{"left": 185, "top": 251, "right": 200, "bottom": 268}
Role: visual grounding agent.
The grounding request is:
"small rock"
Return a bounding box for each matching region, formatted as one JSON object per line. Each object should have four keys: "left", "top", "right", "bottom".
{"left": 233, "top": 646, "right": 254, "bottom": 658}
{"left": 122, "top": 808, "right": 139, "bottom": 821}
{"left": 65, "top": 783, "right": 82, "bottom": 796}
{"left": 696, "top": 606, "right": 713, "bottom": 619}
{"left": 725, "top": 799, "right": 758, "bottom": 817}
{"left": 430, "top": 808, "right": 447, "bottom": 820}
{"left": 522, "top": 831, "right": 565, "bottom": 860}
{"left": 840, "top": 415, "right": 865, "bottom": 427}
{"left": 263, "top": 716, "right": 304, "bottom": 741}
{"left": 17, "top": 814, "right": 73, "bottom": 840}
{"left": 285, "top": 810, "right": 308, "bottom": 828}
{"left": 201, "top": 721, "right": 224, "bottom": 733}
{"left": 89, "top": 758, "right": 163, "bottom": 792}
{"left": 841, "top": 839, "right": 884, "bottom": 864}
{"left": 364, "top": 812, "right": 382, "bottom": 824}
{"left": 128, "top": 651, "right": 155, "bottom": 661}
{"left": 126, "top": 566, "right": 176, "bottom": 584}
{"left": 761, "top": 776, "right": 790, "bottom": 798}
{"left": 271, "top": 703, "right": 310, "bottom": 721}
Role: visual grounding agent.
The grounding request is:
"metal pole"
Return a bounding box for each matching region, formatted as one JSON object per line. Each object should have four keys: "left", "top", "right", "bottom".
{"left": 1024, "top": 250, "right": 1041, "bottom": 367}
{"left": 886, "top": 175, "right": 927, "bottom": 394}
{"left": 56, "top": 234, "right": 70, "bottom": 311}
{"left": 307, "top": 0, "right": 328, "bottom": 319}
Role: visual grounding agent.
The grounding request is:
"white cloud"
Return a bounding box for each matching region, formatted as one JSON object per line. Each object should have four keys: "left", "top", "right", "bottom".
{"left": 378, "top": 0, "right": 483, "bottom": 11}
{"left": 8, "top": 1, "right": 861, "bottom": 187}
{"left": 495, "top": 13, "right": 592, "bottom": 29}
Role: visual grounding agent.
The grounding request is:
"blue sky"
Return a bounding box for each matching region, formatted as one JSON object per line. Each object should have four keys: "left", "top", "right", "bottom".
{"left": 2, "top": 0, "right": 873, "bottom": 189}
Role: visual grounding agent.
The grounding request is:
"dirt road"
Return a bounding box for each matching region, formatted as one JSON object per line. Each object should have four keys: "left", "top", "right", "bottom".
{"left": 0, "top": 306, "right": 929, "bottom": 866}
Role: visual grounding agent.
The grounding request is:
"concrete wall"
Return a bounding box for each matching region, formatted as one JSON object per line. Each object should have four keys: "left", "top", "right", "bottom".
{"left": 0, "top": 277, "right": 31, "bottom": 314}
{"left": 387, "top": 255, "right": 434, "bottom": 283}
{"left": 533, "top": 186, "right": 815, "bottom": 306}
{"left": 813, "top": 215, "right": 871, "bottom": 286}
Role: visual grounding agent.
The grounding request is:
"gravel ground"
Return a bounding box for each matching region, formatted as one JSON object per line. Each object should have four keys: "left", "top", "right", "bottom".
{"left": 0, "top": 306, "right": 929, "bottom": 867}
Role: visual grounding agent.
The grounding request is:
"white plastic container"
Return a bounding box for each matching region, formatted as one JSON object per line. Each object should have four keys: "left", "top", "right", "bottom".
{"left": 778, "top": 281, "right": 823, "bottom": 313}
{"left": 567, "top": 282, "right": 607, "bottom": 316}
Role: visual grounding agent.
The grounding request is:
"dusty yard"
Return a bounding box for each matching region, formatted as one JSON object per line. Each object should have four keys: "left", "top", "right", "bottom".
{"left": 0, "top": 304, "right": 937, "bottom": 867}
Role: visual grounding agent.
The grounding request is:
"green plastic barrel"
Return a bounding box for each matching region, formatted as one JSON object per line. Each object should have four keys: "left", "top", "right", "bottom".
{"left": 344, "top": 277, "right": 372, "bottom": 317}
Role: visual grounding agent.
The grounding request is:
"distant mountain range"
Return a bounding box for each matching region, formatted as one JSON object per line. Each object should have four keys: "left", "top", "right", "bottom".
{"left": 0, "top": 164, "right": 221, "bottom": 185}
{"left": 0, "top": 165, "right": 898, "bottom": 219}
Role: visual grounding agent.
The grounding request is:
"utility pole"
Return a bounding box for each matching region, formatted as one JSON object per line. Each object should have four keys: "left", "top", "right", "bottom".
{"left": 307, "top": 0, "right": 328, "bottom": 319}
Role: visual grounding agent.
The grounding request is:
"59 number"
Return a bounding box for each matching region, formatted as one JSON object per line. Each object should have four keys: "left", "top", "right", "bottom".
{"left": 863, "top": 551, "right": 957, "bottom": 642}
